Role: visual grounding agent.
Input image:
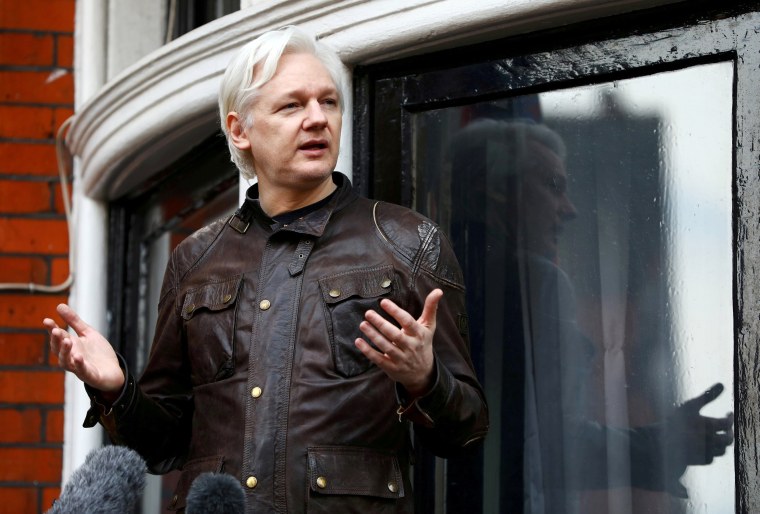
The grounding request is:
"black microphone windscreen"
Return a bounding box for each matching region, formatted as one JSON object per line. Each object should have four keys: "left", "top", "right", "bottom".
{"left": 47, "top": 445, "right": 147, "bottom": 514}
{"left": 185, "top": 472, "right": 246, "bottom": 514}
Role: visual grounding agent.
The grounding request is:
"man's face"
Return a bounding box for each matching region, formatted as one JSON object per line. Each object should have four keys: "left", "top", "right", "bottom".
{"left": 241, "top": 52, "right": 342, "bottom": 193}
{"left": 519, "top": 139, "right": 577, "bottom": 259}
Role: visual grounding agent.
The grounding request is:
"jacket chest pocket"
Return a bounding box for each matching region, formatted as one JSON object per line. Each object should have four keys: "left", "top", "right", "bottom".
{"left": 319, "top": 265, "right": 398, "bottom": 377}
{"left": 181, "top": 275, "right": 243, "bottom": 385}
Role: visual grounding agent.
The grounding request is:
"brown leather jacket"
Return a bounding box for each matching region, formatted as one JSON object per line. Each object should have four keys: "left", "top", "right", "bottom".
{"left": 87, "top": 173, "right": 488, "bottom": 513}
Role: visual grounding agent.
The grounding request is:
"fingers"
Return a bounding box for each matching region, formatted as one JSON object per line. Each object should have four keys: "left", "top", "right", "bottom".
{"left": 42, "top": 318, "right": 59, "bottom": 331}
{"left": 717, "top": 412, "right": 734, "bottom": 445}
{"left": 56, "top": 303, "right": 90, "bottom": 337}
{"left": 703, "top": 383, "right": 724, "bottom": 400}
{"left": 374, "top": 298, "right": 420, "bottom": 340}
{"left": 705, "top": 413, "right": 734, "bottom": 438}
{"left": 42, "top": 307, "right": 81, "bottom": 372}
{"left": 56, "top": 334, "right": 72, "bottom": 366}
{"left": 682, "top": 383, "right": 724, "bottom": 412}
{"left": 358, "top": 289, "right": 445, "bottom": 359}
{"left": 418, "top": 289, "right": 443, "bottom": 328}
{"left": 43, "top": 318, "right": 65, "bottom": 354}
{"left": 369, "top": 289, "right": 444, "bottom": 343}
{"left": 711, "top": 432, "right": 733, "bottom": 455}
{"left": 690, "top": 410, "right": 735, "bottom": 464}
{"left": 52, "top": 330, "right": 75, "bottom": 370}
{"left": 711, "top": 412, "right": 734, "bottom": 433}
{"left": 363, "top": 300, "right": 415, "bottom": 350}
{"left": 355, "top": 337, "right": 394, "bottom": 369}
{"left": 356, "top": 291, "right": 439, "bottom": 393}
{"left": 357, "top": 318, "right": 403, "bottom": 359}
{"left": 43, "top": 307, "right": 69, "bottom": 359}
{"left": 705, "top": 421, "right": 734, "bottom": 461}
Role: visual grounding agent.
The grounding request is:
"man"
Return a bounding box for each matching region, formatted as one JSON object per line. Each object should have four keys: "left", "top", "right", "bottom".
{"left": 44, "top": 26, "right": 488, "bottom": 513}
{"left": 451, "top": 118, "right": 733, "bottom": 513}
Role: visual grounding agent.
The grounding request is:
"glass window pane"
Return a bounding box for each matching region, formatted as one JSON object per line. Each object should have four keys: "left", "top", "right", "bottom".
{"left": 411, "top": 61, "right": 734, "bottom": 513}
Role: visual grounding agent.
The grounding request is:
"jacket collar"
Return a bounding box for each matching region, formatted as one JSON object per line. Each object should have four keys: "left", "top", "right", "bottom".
{"left": 230, "top": 172, "right": 356, "bottom": 238}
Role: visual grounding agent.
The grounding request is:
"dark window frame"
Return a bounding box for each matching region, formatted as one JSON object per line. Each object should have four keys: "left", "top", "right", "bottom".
{"left": 354, "top": 2, "right": 760, "bottom": 511}
{"left": 168, "top": 0, "right": 238, "bottom": 40}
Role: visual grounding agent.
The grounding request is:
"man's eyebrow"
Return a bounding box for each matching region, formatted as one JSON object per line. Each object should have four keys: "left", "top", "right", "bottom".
{"left": 274, "top": 84, "right": 339, "bottom": 99}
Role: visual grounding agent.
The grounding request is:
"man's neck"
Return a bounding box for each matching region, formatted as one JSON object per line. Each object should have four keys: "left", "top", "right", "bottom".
{"left": 258, "top": 177, "right": 337, "bottom": 217}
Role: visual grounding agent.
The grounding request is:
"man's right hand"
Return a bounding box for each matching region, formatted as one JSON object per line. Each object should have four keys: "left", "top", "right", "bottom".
{"left": 43, "top": 304, "right": 125, "bottom": 394}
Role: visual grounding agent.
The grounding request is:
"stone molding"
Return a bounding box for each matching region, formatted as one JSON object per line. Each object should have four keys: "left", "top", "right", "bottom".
{"left": 67, "top": 0, "right": 675, "bottom": 199}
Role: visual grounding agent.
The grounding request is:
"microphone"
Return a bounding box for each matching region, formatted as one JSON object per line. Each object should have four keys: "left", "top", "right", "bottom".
{"left": 185, "top": 472, "right": 246, "bottom": 514}
{"left": 47, "top": 445, "right": 147, "bottom": 514}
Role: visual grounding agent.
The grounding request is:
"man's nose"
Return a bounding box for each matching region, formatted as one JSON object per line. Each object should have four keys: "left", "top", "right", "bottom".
{"left": 303, "top": 100, "right": 327, "bottom": 129}
{"left": 559, "top": 194, "right": 578, "bottom": 221}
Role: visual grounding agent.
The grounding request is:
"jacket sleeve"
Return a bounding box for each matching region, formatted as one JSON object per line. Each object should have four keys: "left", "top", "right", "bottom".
{"left": 379, "top": 207, "right": 489, "bottom": 456}
{"left": 83, "top": 248, "right": 194, "bottom": 474}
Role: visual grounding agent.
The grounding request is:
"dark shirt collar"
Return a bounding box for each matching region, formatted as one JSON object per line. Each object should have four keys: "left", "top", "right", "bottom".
{"left": 271, "top": 189, "right": 336, "bottom": 226}
{"left": 242, "top": 172, "right": 355, "bottom": 237}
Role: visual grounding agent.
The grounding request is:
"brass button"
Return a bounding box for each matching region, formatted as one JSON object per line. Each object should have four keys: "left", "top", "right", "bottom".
{"left": 388, "top": 481, "right": 398, "bottom": 493}
{"left": 329, "top": 289, "right": 341, "bottom": 298}
{"left": 259, "top": 299, "right": 271, "bottom": 310}
{"left": 223, "top": 293, "right": 233, "bottom": 303}
{"left": 316, "top": 476, "right": 327, "bottom": 489}
{"left": 251, "top": 386, "right": 262, "bottom": 398}
{"left": 185, "top": 304, "right": 195, "bottom": 314}
{"left": 380, "top": 277, "right": 392, "bottom": 288}
{"left": 246, "top": 476, "right": 258, "bottom": 488}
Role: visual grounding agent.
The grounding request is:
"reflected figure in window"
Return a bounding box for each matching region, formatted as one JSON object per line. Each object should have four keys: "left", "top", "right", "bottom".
{"left": 450, "top": 119, "right": 734, "bottom": 514}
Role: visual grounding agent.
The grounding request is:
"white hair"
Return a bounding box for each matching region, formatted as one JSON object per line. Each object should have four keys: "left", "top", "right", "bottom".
{"left": 218, "top": 26, "right": 346, "bottom": 179}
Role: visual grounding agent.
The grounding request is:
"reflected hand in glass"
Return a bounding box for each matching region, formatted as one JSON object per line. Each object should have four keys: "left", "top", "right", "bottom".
{"left": 666, "top": 383, "right": 734, "bottom": 465}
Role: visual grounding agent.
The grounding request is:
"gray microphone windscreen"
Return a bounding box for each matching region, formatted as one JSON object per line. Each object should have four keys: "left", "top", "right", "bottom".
{"left": 47, "top": 445, "right": 147, "bottom": 514}
{"left": 185, "top": 472, "right": 246, "bottom": 514}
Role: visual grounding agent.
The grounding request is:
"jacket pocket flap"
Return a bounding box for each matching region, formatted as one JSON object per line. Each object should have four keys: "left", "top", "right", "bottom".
{"left": 318, "top": 266, "right": 396, "bottom": 304}
{"left": 182, "top": 276, "right": 242, "bottom": 320}
{"left": 307, "top": 446, "right": 404, "bottom": 499}
{"left": 168, "top": 455, "right": 225, "bottom": 511}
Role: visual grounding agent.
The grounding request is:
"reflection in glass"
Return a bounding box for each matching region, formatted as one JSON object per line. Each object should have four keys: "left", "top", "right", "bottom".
{"left": 411, "top": 62, "right": 734, "bottom": 513}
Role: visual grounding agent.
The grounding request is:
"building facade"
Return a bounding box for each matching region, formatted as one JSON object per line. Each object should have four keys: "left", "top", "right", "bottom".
{"left": 2, "top": 0, "right": 759, "bottom": 512}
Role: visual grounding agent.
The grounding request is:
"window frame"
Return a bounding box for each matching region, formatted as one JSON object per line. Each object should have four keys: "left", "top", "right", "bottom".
{"left": 354, "top": 2, "right": 760, "bottom": 511}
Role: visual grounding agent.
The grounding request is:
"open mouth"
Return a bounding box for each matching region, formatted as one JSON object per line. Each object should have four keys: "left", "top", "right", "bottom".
{"left": 300, "top": 141, "right": 328, "bottom": 151}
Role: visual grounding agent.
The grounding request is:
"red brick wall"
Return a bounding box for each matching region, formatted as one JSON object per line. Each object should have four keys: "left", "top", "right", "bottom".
{"left": 0, "top": 1, "right": 75, "bottom": 512}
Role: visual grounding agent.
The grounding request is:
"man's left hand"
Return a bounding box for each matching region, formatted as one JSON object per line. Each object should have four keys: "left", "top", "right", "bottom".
{"left": 667, "top": 383, "right": 734, "bottom": 467}
{"left": 355, "top": 289, "right": 443, "bottom": 397}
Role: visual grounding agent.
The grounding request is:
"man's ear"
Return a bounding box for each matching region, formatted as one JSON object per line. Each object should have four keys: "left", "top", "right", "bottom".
{"left": 227, "top": 112, "right": 251, "bottom": 150}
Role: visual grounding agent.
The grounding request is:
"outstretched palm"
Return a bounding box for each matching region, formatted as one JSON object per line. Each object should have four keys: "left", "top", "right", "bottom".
{"left": 43, "top": 304, "right": 124, "bottom": 393}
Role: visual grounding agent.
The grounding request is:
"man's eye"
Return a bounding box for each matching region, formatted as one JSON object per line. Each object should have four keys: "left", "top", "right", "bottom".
{"left": 547, "top": 177, "right": 565, "bottom": 194}
{"left": 282, "top": 102, "right": 299, "bottom": 110}
{"left": 322, "top": 98, "right": 338, "bottom": 107}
